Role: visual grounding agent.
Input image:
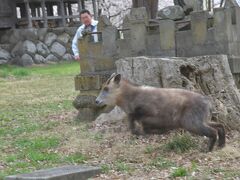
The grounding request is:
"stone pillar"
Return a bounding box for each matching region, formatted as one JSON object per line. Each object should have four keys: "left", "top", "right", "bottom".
{"left": 128, "top": 7, "right": 148, "bottom": 56}
{"left": 74, "top": 15, "right": 117, "bottom": 122}
{"left": 159, "top": 19, "right": 176, "bottom": 56}
{"left": 213, "top": 8, "right": 232, "bottom": 42}
{"left": 191, "top": 11, "right": 208, "bottom": 45}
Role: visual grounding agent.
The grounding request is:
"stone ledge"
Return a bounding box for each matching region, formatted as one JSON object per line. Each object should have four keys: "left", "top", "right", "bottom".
{"left": 5, "top": 165, "right": 101, "bottom": 180}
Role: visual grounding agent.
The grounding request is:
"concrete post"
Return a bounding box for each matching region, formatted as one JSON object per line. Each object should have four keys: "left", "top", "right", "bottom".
{"left": 191, "top": 11, "right": 208, "bottom": 45}
{"left": 159, "top": 20, "right": 175, "bottom": 53}
{"left": 128, "top": 7, "right": 148, "bottom": 56}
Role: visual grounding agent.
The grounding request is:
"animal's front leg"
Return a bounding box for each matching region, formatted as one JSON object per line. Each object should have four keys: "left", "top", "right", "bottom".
{"left": 128, "top": 116, "right": 142, "bottom": 136}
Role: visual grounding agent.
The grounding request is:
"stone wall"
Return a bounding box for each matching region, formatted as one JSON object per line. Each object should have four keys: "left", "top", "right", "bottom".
{"left": 0, "top": 27, "right": 77, "bottom": 66}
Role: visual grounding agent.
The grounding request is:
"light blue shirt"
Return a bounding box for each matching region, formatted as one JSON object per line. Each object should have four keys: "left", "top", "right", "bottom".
{"left": 72, "top": 20, "right": 98, "bottom": 57}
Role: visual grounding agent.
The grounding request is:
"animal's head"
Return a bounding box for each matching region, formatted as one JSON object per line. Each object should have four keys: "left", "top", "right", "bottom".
{"left": 95, "top": 73, "right": 122, "bottom": 107}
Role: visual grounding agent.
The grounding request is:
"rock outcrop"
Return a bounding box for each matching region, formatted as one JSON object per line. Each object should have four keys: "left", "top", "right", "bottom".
{"left": 114, "top": 55, "right": 240, "bottom": 130}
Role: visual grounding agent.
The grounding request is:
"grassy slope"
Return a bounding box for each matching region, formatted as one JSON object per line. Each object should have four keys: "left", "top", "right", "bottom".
{"left": 0, "top": 62, "right": 240, "bottom": 179}
{"left": 0, "top": 62, "right": 83, "bottom": 178}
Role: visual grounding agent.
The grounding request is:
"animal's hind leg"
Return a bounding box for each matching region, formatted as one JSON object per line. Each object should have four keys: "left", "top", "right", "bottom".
{"left": 207, "top": 122, "right": 225, "bottom": 148}
{"left": 184, "top": 123, "right": 217, "bottom": 152}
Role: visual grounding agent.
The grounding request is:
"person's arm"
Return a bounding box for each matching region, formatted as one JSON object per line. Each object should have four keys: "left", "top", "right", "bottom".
{"left": 72, "top": 27, "right": 83, "bottom": 60}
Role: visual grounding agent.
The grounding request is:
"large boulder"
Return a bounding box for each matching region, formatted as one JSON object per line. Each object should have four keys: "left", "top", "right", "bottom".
{"left": 38, "top": 28, "right": 48, "bottom": 41}
{"left": 50, "top": 42, "right": 66, "bottom": 57}
{"left": 45, "top": 54, "right": 58, "bottom": 62}
{"left": 57, "top": 33, "right": 71, "bottom": 44}
{"left": 63, "top": 53, "right": 73, "bottom": 61}
{"left": 0, "top": 59, "right": 7, "bottom": 65}
{"left": 115, "top": 55, "right": 240, "bottom": 130}
{"left": 36, "top": 41, "right": 50, "bottom": 57}
{"left": 158, "top": 5, "right": 185, "bottom": 20}
{"left": 20, "top": 29, "right": 38, "bottom": 42}
{"left": 0, "top": 48, "right": 11, "bottom": 61}
{"left": 23, "top": 40, "right": 37, "bottom": 56}
{"left": 19, "top": 54, "right": 34, "bottom": 66}
{"left": 44, "top": 32, "right": 57, "bottom": 46}
{"left": 11, "top": 41, "right": 24, "bottom": 57}
{"left": 34, "top": 54, "right": 46, "bottom": 64}
{"left": 92, "top": 106, "right": 127, "bottom": 133}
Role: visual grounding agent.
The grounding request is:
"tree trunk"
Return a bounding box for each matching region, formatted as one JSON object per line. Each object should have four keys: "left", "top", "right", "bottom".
{"left": 132, "top": 0, "right": 159, "bottom": 19}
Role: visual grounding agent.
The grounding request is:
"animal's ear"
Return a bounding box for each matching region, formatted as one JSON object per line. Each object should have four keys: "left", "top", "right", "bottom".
{"left": 114, "top": 74, "right": 121, "bottom": 84}
{"left": 109, "top": 73, "right": 116, "bottom": 79}
{"left": 106, "top": 73, "right": 116, "bottom": 84}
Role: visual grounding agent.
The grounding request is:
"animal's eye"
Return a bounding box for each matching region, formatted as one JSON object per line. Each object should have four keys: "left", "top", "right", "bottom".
{"left": 103, "top": 87, "right": 109, "bottom": 92}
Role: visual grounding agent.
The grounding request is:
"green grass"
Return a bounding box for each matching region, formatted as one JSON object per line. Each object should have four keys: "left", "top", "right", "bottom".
{"left": 149, "top": 156, "right": 175, "bottom": 169}
{"left": 0, "top": 61, "right": 80, "bottom": 78}
{"left": 64, "top": 152, "right": 88, "bottom": 164}
{"left": 114, "top": 161, "right": 132, "bottom": 173}
{"left": 164, "top": 133, "right": 198, "bottom": 153}
{"left": 14, "top": 137, "right": 60, "bottom": 150}
{"left": 0, "top": 62, "right": 81, "bottom": 178}
{"left": 171, "top": 167, "right": 188, "bottom": 177}
{"left": 101, "top": 164, "right": 111, "bottom": 174}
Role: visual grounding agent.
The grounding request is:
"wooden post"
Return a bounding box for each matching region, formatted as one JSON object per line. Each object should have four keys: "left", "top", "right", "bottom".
{"left": 77, "top": 0, "right": 82, "bottom": 14}
{"left": 37, "top": 7, "right": 41, "bottom": 17}
{"left": 25, "top": 0, "right": 32, "bottom": 28}
{"left": 92, "top": 0, "right": 97, "bottom": 20}
{"left": 60, "top": 0, "right": 66, "bottom": 26}
{"left": 41, "top": 0, "right": 48, "bottom": 28}
{"left": 31, "top": 4, "right": 36, "bottom": 17}
{"left": 82, "top": 0, "right": 85, "bottom": 9}
{"left": 68, "top": 3, "right": 73, "bottom": 22}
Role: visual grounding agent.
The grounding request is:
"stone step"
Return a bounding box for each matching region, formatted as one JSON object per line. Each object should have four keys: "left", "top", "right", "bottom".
{"left": 5, "top": 165, "right": 101, "bottom": 180}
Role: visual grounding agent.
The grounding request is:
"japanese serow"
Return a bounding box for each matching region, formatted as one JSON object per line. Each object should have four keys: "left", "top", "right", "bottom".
{"left": 95, "top": 73, "right": 225, "bottom": 151}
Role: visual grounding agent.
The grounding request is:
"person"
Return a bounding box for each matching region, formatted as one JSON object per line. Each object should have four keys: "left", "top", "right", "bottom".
{"left": 72, "top": 9, "right": 98, "bottom": 61}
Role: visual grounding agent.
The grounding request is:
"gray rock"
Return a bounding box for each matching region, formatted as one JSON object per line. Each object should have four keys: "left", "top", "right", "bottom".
{"left": 19, "top": 54, "right": 34, "bottom": 66}
{"left": 44, "top": 32, "right": 57, "bottom": 46}
{"left": 9, "top": 30, "right": 22, "bottom": 44}
{"left": 0, "top": 59, "right": 7, "bottom": 65}
{"left": 50, "top": 42, "right": 66, "bottom": 57}
{"left": 225, "top": 0, "right": 239, "bottom": 7}
{"left": 116, "top": 55, "right": 240, "bottom": 130}
{"left": 0, "top": 48, "right": 11, "bottom": 60}
{"left": 21, "top": 29, "right": 38, "bottom": 42}
{"left": 23, "top": 40, "right": 37, "bottom": 55}
{"left": 36, "top": 41, "right": 50, "bottom": 57}
{"left": 95, "top": 106, "right": 126, "bottom": 123}
{"left": 45, "top": 54, "right": 58, "bottom": 62}
{"left": 49, "top": 27, "right": 65, "bottom": 35}
{"left": 0, "top": 29, "right": 12, "bottom": 44}
{"left": 158, "top": 5, "right": 185, "bottom": 20}
{"left": 5, "top": 165, "right": 101, "bottom": 180}
{"left": 38, "top": 28, "right": 48, "bottom": 41}
{"left": 11, "top": 41, "right": 24, "bottom": 57}
{"left": 62, "top": 53, "right": 73, "bottom": 61}
{"left": 34, "top": 54, "right": 46, "bottom": 64}
{"left": 64, "top": 27, "right": 78, "bottom": 36}
{"left": 73, "top": 95, "right": 96, "bottom": 109}
{"left": 57, "top": 33, "right": 71, "bottom": 44}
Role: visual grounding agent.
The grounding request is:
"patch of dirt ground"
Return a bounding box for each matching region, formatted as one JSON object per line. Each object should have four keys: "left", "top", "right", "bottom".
{"left": 50, "top": 111, "right": 240, "bottom": 179}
